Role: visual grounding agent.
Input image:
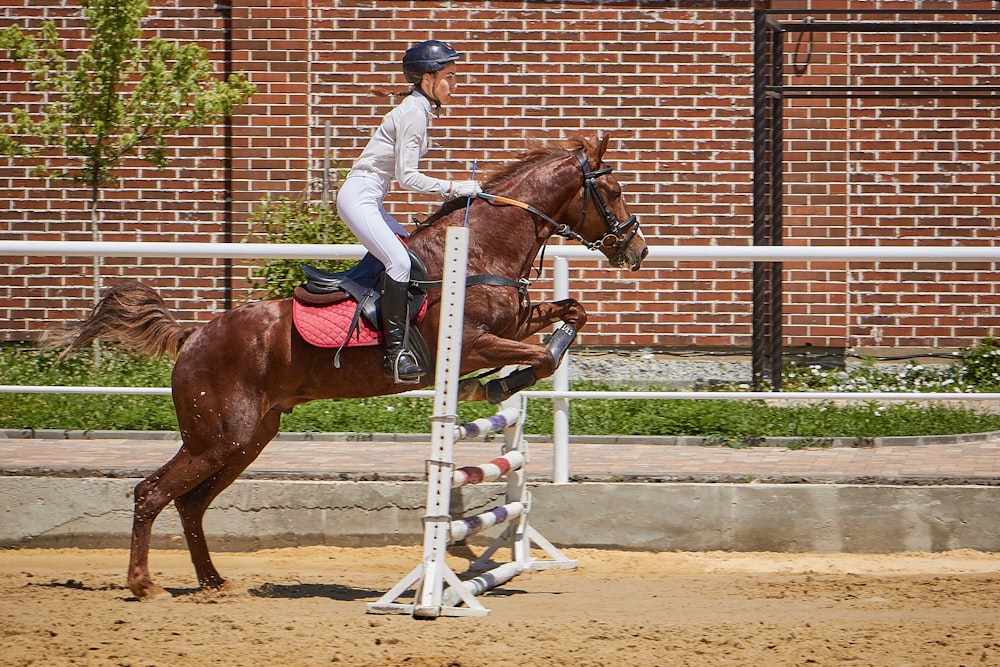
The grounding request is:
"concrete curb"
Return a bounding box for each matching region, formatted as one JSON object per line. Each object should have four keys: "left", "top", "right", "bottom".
{"left": 3, "top": 477, "right": 999, "bottom": 553}
{"left": 6, "top": 428, "right": 1000, "bottom": 448}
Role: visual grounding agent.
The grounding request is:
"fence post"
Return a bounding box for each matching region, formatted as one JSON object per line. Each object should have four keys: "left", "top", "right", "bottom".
{"left": 552, "top": 255, "right": 571, "bottom": 483}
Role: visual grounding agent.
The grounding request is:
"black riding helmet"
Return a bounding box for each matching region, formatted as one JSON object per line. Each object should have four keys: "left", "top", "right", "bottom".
{"left": 402, "top": 40, "right": 462, "bottom": 84}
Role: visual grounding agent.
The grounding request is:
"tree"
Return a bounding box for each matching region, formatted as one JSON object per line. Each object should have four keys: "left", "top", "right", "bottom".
{"left": 0, "top": 0, "right": 255, "bottom": 315}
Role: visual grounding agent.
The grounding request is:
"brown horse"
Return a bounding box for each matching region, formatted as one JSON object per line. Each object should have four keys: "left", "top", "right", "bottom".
{"left": 49, "top": 134, "right": 647, "bottom": 600}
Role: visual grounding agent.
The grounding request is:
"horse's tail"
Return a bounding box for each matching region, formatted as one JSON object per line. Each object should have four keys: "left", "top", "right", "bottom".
{"left": 45, "top": 281, "right": 194, "bottom": 362}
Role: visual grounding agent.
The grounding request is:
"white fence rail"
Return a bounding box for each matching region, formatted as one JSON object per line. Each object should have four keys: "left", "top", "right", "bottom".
{"left": 3, "top": 240, "right": 1000, "bottom": 482}
{"left": 5, "top": 239, "right": 1000, "bottom": 262}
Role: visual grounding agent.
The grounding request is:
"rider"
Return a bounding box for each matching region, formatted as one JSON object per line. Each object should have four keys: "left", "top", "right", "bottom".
{"left": 337, "top": 39, "right": 482, "bottom": 384}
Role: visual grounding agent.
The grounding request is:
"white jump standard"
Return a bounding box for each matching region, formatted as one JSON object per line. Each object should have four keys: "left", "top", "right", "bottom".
{"left": 366, "top": 227, "right": 576, "bottom": 618}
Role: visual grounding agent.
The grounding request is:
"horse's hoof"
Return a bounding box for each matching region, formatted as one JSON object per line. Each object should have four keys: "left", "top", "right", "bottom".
{"left": 217, "top": 580, "right": 248, "bottom": 596}
{"left": 135, "top": 586, "right": 173, "bottom": 602}
{"left": 457, "top": 378, "right": 487, "bottom": 402}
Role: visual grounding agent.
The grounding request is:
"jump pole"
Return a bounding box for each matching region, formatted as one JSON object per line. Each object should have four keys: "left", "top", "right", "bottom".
{"left": 366, "top": 227, "right": 576, "bottom": 618}
{"left": 461, "top": 390, "right": 576, "bottom": 580}
{"left": 442, "top": 390, "right": 577, "bottom": 610}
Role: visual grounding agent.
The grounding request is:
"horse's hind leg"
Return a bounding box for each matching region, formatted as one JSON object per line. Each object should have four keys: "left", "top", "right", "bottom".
{"left": 129, "top": 450, "right": 231, "bottom": 600}
{"left": 127, "top": 410, "right": 279, "bottom": 600}
{"left": 173, "top": 410, "right": 281, "bottom": 593}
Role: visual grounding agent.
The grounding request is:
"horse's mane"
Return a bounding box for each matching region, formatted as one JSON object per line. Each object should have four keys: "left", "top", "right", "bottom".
{"left": 483, "top": 136, "right": 588, "bottom": 190}
{"left": 419, "top": 137, "right": 589, "bottom": 227}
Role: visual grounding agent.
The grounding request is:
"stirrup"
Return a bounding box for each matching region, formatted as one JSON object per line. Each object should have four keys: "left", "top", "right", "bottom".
{"left": 385, "top": 350, "right": 425, "bottom": 385}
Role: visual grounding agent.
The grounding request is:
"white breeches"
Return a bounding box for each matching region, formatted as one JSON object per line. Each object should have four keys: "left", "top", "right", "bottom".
{"left": 336, "top": 175, "right": 412, "bottom": 282}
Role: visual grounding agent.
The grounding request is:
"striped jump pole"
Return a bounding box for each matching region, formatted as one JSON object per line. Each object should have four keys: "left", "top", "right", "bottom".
{"left": 452, "top": 452, "right": 525, "bottom": 488}
{"left": 441, "top": 561, "right": 525, "bottom": 609}
{"left": 459, "top": 391, "right": 576, "bottom": 580}
{"left": 367, "top": 226, "right": 576, "bottom": 619}
{"left": 453, "top": 406, "right": 520, "bottom": 441}
{"left": 441, "top": 391, "right": 576, "bottom": 610}
{"left": 449, "top": 501, "right": 526, "bottom": 542}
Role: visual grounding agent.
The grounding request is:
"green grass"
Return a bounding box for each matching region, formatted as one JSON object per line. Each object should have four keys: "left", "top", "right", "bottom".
{"left": 3, "top": 343, "right": 1000, "bottom": 440}
{"left": 0, "top": 344, "right": 177, "bottom": 431}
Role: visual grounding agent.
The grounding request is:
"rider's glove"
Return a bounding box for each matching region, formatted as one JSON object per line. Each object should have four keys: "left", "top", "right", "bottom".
{"left": 447, "top": 180, "right": 483, "bottom": 199}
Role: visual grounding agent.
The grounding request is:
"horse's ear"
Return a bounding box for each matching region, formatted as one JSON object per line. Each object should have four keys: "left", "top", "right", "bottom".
{"left": 593, "top": 133, "right": 611, "bottom": 164}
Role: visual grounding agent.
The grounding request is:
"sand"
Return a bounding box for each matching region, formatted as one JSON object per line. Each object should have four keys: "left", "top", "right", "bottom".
{"left": 1, "top": 545, "right": 999, "bottom": 666}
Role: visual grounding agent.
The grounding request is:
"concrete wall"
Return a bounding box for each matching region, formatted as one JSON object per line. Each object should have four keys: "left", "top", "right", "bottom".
{"left": 3, "top": 477, "right": 998, "bottom": 553}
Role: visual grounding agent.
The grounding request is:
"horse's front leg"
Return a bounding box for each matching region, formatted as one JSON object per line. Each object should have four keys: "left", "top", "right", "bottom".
{"left": 513, "top": 298, "right": 588, "bottom": 341}
{"left": 512, "top": 298, "right": 587, "bottom": 381}
{"left": 457, "top": 301, "right": 586, "bottom": 403}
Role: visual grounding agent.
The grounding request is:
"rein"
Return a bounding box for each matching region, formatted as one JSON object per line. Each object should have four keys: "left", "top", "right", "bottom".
{"left": 475, "top": 152, "right": 640, "bottom": 253}
{"left": 476, "top": 191, "right": 588, "bottom": 248}
{"left": 476, "top": 192, "right": 562, "bottom": 229}
{"left": 412, "top": 149, "right": 641, "bottom": 335}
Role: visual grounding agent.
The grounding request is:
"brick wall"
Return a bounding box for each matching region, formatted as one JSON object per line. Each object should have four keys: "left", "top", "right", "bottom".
{"left": 775, "top": 1, "right": 1000, "bottom": 352}
{"left": 2, "top": 0, "right": 999, "bottom": 356}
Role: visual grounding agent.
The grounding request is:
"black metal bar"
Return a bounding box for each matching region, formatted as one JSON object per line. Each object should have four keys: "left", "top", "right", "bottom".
{"left": 784, "top": 93, "right": 1000, "bottom": 100}
{"left": 776, "top": 86, "right": 1000, "bottom": 93}
{"left": 751, "top": 9, "right": 768, "bottom": 391}
{"left": 785, "top": 21, "right": 1000, "bottom": 33}
{"left": 769, "top": 21, "right": 784, "bottom": 391}
{"left": 764, "top": 9, "right": 1000, "bottom": 17}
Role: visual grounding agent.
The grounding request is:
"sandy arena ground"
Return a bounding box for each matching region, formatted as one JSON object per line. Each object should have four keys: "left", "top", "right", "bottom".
{"left": 1, "top": 546, "right": 999, "bottom": 666}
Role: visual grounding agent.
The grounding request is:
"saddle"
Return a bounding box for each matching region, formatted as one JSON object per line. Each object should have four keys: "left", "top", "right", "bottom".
{"left": 294, "top": 249, "right": 429, "bottom": 332}
{"left": 292, "top": 248, "right": 528, "bottom": 376}
{"left": 294, "top": 247, "right": 528, "bottom": 333}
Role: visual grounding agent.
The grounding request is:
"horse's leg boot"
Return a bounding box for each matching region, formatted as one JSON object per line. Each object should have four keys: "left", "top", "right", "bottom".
{"left": 544, "top": 322, "right": 578, "bottom": 364}
{"left": 486, "top": 367, "right": 537, "bottom": 404}
{"left": 381, "top": 276, "right": 425, "bottom": 384}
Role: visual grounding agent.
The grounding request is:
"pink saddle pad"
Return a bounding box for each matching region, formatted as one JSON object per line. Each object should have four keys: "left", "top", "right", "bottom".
{"left": 292, "top": 297, "right": 427, "bottom": 349}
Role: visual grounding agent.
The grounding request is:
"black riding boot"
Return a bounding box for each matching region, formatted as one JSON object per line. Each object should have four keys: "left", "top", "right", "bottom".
{"left": 380, "top": 276, "right": 425, "bottom": 383}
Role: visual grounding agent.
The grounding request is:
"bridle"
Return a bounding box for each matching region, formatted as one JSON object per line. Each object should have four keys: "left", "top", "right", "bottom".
{"left": 423, "top": 150, "right": 642, "bottom": 361}
{"left": 569, "top": 150, "right": 641, "bottom": 252}
{"left": 476, "top": 150, "right": 641, "bottom": 256}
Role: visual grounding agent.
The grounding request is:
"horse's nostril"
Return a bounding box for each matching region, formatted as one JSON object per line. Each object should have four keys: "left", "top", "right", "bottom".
{"left": 630, "top": 247, "right": 649, "bottom": 271}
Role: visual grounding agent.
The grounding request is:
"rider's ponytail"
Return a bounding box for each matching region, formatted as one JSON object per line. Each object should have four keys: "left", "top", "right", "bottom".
{"left": 370, "top": 87, "right": 415, "bottom": 99}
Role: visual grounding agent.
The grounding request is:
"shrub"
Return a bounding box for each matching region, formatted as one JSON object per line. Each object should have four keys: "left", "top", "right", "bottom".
{"left": 245, "top": 195, "right": 357, "bottom": 299}
{"left": 957, "top": 337, "right": 1000, "bottom": 393}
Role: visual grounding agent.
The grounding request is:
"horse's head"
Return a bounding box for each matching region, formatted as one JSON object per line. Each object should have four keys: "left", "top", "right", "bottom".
{"left": 552, "top": 135, "right": 648, "bottom": 271}
{"left": 431, "top": 135, "right": 648, "bottom": 272}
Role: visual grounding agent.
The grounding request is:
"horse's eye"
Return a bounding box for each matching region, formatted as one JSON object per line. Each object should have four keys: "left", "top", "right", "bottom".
{"left": 609, "top": 188, "right": 622, "bottom": 201}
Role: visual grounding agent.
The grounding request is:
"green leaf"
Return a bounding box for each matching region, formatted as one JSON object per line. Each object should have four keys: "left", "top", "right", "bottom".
{"left": 245, "top": 195, "right": 358, "bottom": 299}
{"left": 0, "top": 0, "right": 253, "bottom": 188}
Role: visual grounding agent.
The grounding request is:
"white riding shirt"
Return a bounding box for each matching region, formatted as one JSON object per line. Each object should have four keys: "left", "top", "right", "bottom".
{"left": 347, "top": 91, "right": 449, "bottom": 197}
